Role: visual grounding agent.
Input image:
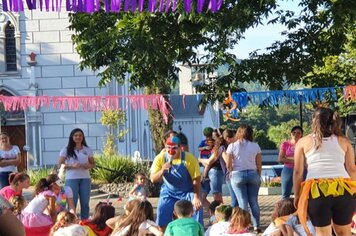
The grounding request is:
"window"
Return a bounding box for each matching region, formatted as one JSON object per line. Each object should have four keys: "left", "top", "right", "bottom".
{"left": 5, "top": 21, "right": 17, "bottom": 72}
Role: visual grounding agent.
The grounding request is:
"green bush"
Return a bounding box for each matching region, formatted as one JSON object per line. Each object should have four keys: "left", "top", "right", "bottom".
{"left": 261, "top": 181, "right": 281, "bottom": 187}
{"left": 27, "top": 167, "right": 57, "bottom": 186}
{"left": 92, "top": 154, "right": 150, "bottom": 183}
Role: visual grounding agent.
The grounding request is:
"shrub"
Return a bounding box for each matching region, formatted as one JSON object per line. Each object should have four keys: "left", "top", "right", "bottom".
{"left": 92, "top": 154, "right": 150, "bottom": 183}
{"left": 27, "top": 167, "right": 57, "bottom": 186}
{"left": 261, "top": 181, "right": 281, "bottom": 187}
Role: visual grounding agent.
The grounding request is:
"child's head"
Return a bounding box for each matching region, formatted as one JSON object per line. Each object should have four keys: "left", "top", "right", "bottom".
{"left": 116, "top": 200, "right": 154, "bottom": 236}
{"left": 215, "top": 204, "right": 233, "bottom": 222}
{"left": 203, "top": 127, "right": 214, "bottom": 138}
{"left": 51, "top": 211, "right": 77, "bottom": 235}
{"left": 209, "top": 200, "right": 222, "bottom": 216}
{"left": 91, "top": 202, "right": 115, "bottom": 230}
{"left": 271, "top": 198, "right": 296, "bottom": 222}
{"left": 58, "top": 211, "right": 77, "bottom": 225}
{"left": 174, "top": 200, "right": 194, "bottom": 218}
{"left": 35, "top": 175, "right": 63, "bottom": 196}
{"left": 9, "top": 195, "right": 26, "bottom": 216}
{"left": 229, "top": 207, "right": 251, "bottom": 232}
{"left": 135, "top": 173, "right": 146, "bottom": 185}
{"left": 8, "top": 172, "right": 30, "bottom": 190}
{"left": 123, "top": 199, "right": 141, "bottom": 216}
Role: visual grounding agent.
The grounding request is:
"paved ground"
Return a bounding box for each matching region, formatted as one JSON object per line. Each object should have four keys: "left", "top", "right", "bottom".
{"left": 24, "top": 188, "right": 280, "bottom": 234}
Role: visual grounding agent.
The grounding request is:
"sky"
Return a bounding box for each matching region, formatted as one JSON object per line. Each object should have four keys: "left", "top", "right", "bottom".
{"left": 232, "top": 0, "right": 301, "bottom": 59}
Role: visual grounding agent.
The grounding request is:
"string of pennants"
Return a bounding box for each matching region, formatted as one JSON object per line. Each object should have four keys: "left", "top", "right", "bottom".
{"left": 0, "top": 94, "right": 171, "bottom": 123}
{"left": 224, "top": 85, "right": 356, "bottom": 122}
{"left": 1, "top": 0, "right": 223, "bottom": 13}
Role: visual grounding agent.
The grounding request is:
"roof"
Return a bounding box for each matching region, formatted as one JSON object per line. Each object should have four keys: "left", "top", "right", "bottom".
{"left": 170, "top": 95, "right": 205, "bottom": 119}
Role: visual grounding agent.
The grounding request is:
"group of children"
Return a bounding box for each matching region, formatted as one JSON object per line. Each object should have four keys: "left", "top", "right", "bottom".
{"left": 2, "top": 168, "right": 356, "bottom": 235}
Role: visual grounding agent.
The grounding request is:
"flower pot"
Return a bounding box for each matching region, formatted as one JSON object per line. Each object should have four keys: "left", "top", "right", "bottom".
{"left": 258, "top": 186, "right": 282, "bottom": 195}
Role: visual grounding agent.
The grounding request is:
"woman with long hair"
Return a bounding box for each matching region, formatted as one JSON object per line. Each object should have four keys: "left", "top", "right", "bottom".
{"left": 226, "top": 124, "right": 262, "bottom": 233}
{"left": 0, "top": 172, "right": 30, "bottom": 200}
{"left": 112, "top": 200, "right": 162, "bottom": 236}
{"left": 58, "top": 128, "right": 95, "bottom": 219}
{"left": 294, "top": 107, "right": 356, "bottom": 236}
{"left": 278, "top": 126, "right": 303, "bottom": 199}
{"left": 0, "top": 132, "right": 21, "bottom": 189}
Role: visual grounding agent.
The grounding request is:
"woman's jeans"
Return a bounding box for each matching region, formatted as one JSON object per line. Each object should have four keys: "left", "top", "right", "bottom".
{"left": 0, "top": 172, "right": 11, "bottom": 189}
{"left": 225, "top": 178, "right": 238, "bottom": 207}
{"left": 231, "top": 169, "right": 261, "bottom": 228}
{"left": 65, "top": 178, "right": 91, "bottom": 219}
{"left": 281, "top": 166, "right": 293, "bottom": 199}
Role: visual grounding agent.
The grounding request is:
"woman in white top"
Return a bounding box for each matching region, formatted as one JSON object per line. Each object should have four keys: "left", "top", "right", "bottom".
{"left": 226, "top": 124, "right": 262, "bottom": 233}
{"left": 294, "top": 107, "right": 356, "bottom": 236}
{"left": 0, "top": 132, "right": 21, "bottom": 189}
{"left": 58, "top": 128, "right": 95, "bottom": 220}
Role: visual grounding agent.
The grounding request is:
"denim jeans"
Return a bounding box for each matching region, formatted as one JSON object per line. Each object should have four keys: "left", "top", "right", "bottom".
{"left": 231, "top": 169, "right": 261, "bottom": 228}
{"left": 208, "top": 168, "right": 224, "bottom": 194}
{"left": 0, "top": 172, "right": 11, "bottom": 189}
{"left": 281, "top": 166, "right": 293, "bottom": 199}
{"left": 225, "top": 178, "right": 238, "bottom": 207}
{"left": 65, "top": 178, "right": 91, "bottom": 219}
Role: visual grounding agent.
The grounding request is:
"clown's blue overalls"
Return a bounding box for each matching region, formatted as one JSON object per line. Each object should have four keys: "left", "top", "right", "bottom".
{"left": 156, "top": 152, "right": 204, "bottom": 227}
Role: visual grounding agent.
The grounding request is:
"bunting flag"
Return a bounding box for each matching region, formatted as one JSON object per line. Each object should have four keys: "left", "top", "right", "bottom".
{"left": 231, "top": 87, "right": 339, "bottom": 109}
{"left": 0, "top": 94, "right": 171, "bottom": 123}
{"left": 345, "top": 85, "right": 356, "bottom": 101}
{"left": 1, "top": 0, "right": 223, "bottom": 12}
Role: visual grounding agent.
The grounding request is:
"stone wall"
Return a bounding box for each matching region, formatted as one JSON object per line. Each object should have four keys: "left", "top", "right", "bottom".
{"left": 96, "top": 182, "right": 161, "bottom": 198}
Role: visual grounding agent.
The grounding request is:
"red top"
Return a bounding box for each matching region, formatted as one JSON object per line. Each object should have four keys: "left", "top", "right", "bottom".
{"left": 80, "top": 220, "right": 113, "bottom": 236}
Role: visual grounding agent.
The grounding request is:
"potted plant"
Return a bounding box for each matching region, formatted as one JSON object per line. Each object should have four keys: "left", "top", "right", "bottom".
{"left": 259, "top": 179, "right": 282, "bottom": 195}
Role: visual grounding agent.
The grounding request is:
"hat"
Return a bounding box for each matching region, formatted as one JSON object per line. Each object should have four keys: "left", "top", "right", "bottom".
{"left": 55, "top": 179, "right": 64, "bottom": 187}
{"left": 165, "top": 136, "right": 181, "bottom": 146}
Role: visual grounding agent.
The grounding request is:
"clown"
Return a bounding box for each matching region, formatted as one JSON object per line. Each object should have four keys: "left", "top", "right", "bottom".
{"left": 150, "top": 136, "right": 203, "bottom": 231}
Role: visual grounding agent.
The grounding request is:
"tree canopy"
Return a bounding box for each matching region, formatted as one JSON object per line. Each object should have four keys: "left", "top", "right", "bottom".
{"left": 69, "top": 0, "right": 277, "bottom": 89}
{"left": 197, "top": 0, "right": 356, "bottom": 105}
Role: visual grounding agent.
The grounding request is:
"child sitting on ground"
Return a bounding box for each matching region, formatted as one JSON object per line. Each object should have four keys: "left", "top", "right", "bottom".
{"left": 205, "top": 204, "right": 233, "bottom": 236}
{"left": 208, "top": 200, "right": 222, "bottom": 224}
{"left": 80, "top": 202, "right": 115, "bottom": 236}
{"left": 128, "top": 173, "right": 147, "bottom": 200}
{"left": 22, "top": 177, "right": 63, "bottom": 236}
{"left": 165, "top": 199, "right": 204, "bottom": 236}
{"left": 106, "top": 199, "right": 141, "bottom": 230}
{"left": 262, "top": 198, "right": 315, "bottom": 236}
{"left": 112, "top": 200, "right": 162, "bottom": 236}
{"left": 227, "top": 207, "right": 255, "bottom": 236}
{"left": 9, "top": 194, "right": 26, "bottom": 220}
{"left": 50, "top": 211, "right": 87, "bottom": 236}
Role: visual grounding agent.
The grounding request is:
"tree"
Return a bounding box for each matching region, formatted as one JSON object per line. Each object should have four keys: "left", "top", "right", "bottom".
{"left": 197, "top": 0, "right": 356, "bottom": 105}
{"left": 305, "top": 28, "right": 356, "bottom": 116}
{"left": 69, "top": 0, "right": 277, "bottom": 153}
{"left": 100, "top": 109, "right": 127, "bottom": 156}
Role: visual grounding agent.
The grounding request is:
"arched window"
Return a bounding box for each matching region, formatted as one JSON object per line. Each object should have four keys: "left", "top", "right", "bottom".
{"left": 5, "top": 21, "right": 17, "bottom": 72}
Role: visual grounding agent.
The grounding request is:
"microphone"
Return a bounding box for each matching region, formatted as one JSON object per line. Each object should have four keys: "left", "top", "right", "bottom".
{"left": 167, "top": 149, "right": 176, "bottom": 173}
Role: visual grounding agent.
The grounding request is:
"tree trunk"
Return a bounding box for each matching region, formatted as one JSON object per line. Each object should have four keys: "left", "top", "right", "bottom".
{"left": 145, "top": 82, "right": 172, "bottom": 155}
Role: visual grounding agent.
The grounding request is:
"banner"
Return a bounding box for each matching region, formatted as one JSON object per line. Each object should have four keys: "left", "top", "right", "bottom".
{"left": 0, "top": 94, "right": 170, "bottom": 123}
